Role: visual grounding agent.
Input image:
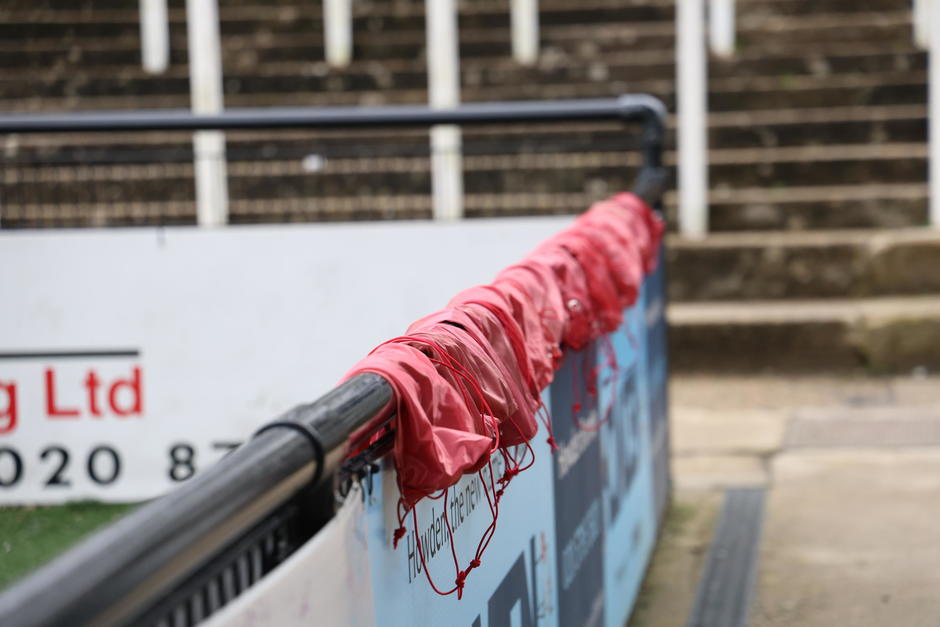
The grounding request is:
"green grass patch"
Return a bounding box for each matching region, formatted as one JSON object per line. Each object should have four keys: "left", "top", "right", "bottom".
{"left": 0, "top": 502, "right": 136, "bottom": 590}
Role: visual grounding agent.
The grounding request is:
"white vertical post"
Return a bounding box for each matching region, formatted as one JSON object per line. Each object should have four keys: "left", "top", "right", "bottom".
{"left": 511, "top": 0, "right": 539, "bottom": 66}
{"left": 709, "top": 0, "right": 735, "bottom": 58}
{"left": 930, "top": 0, "right": 940, "bottom": 226}
{"left": 426, "top": 0, "right": 463, "bottom": 221}
{"left": 677, "top": 0, "right": 709, "bottom": 238}
{"left": 914, "top": 0, "right": 929, "bottom": 50}
{"left": 324, "top": 0, "right": 352, "bottom": 67}
{"left": 140, "top": 0, "right": 170, "bottom": 73}
{"left": 186, "top": 0, "right": 229, "bottom": 227}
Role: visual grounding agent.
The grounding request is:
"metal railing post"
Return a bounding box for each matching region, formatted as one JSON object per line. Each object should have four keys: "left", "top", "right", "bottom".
{"left": 426, "top": 0, "right": 464, "bottom": 221}
{"left": 186, "top": 0, "right": 229, "bottom": 227}
{"left": 324, "top": 0, "right": 353, "bottom": 67}
{"left": 140, "top": 0, "right": 170, "bottom": 74}
{"left": 915, "top": 0, "right": 930, "bottom": 50}
{"left": 511, "top": 0, "right": 539, "bottom": 65}
{"left": 677, "top": 0, "right": 709, "bottom": 237}
{"left": 709, "top": 0, "right": 735, "bottom": 57}
{"left": 931, "top": 0, "right": 940, "bottom": 227}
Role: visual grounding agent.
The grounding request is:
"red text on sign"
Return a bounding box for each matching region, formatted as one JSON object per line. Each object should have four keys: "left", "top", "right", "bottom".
{"left": 0, "top": 382, "right": 16, "bottom": 435}
{"left": 45, "top": 367, "right": 143, "bottom": 419}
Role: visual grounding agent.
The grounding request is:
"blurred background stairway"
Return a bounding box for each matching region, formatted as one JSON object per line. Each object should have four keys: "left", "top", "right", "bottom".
{"left": 1, "top": 0, "right": 937, "bottom": 373}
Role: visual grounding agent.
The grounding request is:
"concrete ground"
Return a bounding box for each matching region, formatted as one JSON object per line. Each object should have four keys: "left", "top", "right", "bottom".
{"left": 631, "top": 374, "right": 940, "bottom": 627}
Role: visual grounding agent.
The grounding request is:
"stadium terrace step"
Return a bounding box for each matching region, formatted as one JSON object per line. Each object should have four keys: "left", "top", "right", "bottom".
{"left": 0, "top": 0, "right": 906, "bottom": 12}
{"left": 0, "top": 200, "right": 197, "bottom": 229}
{"left": 5, "top": 142, "right": 923, "bottom": 214}
{"left": 707, "top": 105, "right": 927, "bottom": 149}
{"left": 2, "top": 47, "right": 929, "bottom": 104}
{"left": 668, "top": 296, "right": 940, "bottom": 373}
{"left": 1, "top": 151, "right": 644, "bottom": 210}
{"left": 708, "top": 143, "right": 926, "bottom": 188}
{"left": 666, "top": 228, "right": 940, "bottom": 302}
{"left": 0, "top": 8, "right": 914, "bottom": 65}
{"left": 699, "top": 183, "right": 928, "bottom": 231}
{"left": 0, "top": 4, "right": 675, "bottom": 41}
{"left": 1, "top": 190, "right": 620, "bottom": 228}
{"left": 738, "top": 0, "right": 910, "bottom": 15}
{"left": 0, "top": 15, "right": 919, "bottom": 74}
{"left": 3, "top": 139, "right": 927, "bottom": 230}
{"left": 0, "top": 70, "right": 926, "bottom": 115}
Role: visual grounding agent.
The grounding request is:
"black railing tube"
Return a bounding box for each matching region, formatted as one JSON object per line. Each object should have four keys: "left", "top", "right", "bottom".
{"left": 0, "top": 374, "right": 391, "bottom": 627}
{"left": 0, "top": 96, "right": 662, "bottom": 134}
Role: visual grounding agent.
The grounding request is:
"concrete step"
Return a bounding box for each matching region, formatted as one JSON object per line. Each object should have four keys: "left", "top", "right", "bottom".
{"left": 0, "top": 0, "right": 910, "bottom": 13}
{"left": 668, "top": 296, "right": 940, "bottom": 373}
{"left": 1, "top": 151, "right": 643, "bottom": 207}
{"left": 3, "top": 135, "right": 928, "bottom": 229}
{"left": 0, "top": 3, "right": 675, "bottom": 42}
{"left": 709, "top": 142, "right": 926, "bottom": 188}
{"left": 0, "top": 67, "right": 926, "bottom": 114}
{"left": 0, "top": 192, "right": 613, "bottom": 228}
{"left": 707, "top": 105, "right": 926, "bottom": 150}
{"left": 667, "top": 228, "right": 940, "bottom": 302}
{"left": 5, "top": 141, "right": 925, "bottom": 208}
{"left": 739, "top": 0, "right": 910, "bottom": 16}
{"left": 2, "top": 26, "right": 927, "bottom": 86}
{"left": 7, "top": 48, "right": 929, "bottom": 102}
{"left": 700, "top": 183, "right": 928, "bottom": 231}
{"left": 0, "top": 9, "right": 915, "bottom": 68}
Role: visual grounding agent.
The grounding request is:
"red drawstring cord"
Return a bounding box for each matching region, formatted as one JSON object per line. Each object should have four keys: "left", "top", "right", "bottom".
{"left": 571, "top": 333, "right": 620, "bottom": 432}
{"left": 379, "top": 335, "right": 530, "bottom": 600}
{"left": 396, "top": 458, "right": 502, "bottom": 601}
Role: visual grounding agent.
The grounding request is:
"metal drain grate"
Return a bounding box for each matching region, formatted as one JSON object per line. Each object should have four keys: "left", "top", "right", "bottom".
{"left": 686, "top": 487, "right": 766, "bottom": 627}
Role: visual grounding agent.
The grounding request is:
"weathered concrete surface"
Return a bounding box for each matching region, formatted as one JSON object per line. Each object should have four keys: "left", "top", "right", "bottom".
{"left": 667, "top": 228, "right": 940, "bottom": 302}
{"left": 751, "top": 450, "right": 940, "bottom": 627}
{"left": 627, "top": 490, "right": 723, "bottom": 627}
{"left": 632, "top": 375, "right": 940, "bottom": 627}
{"left": 669, "top": 296, "right": 940, "bottom": 373}
{"left": 670, "top": 374, "right": 940, "bottom": 409}
{"left": 671, "top": 408, "right": 787, "bottom": 455}
{"left": 672, "top": 454, "right": 770, "bottom": 491}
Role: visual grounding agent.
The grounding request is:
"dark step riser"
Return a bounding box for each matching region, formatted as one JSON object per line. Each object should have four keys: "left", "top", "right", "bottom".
{"left": 701, "top": 199, "right": 927, "bottom": 232}
{"left": 0, "top": 19, "right": 915, "bottom": 57}
{"left": 3, "top": 46, "right": 926, "bottom": 85}
{"left": 707, "top": 83, "right": 926, "bottom": 111}
{"left": 0, "top": 31, "right": 678, "bottom": 68}
{"left": 4, "top": 179, "right": 196, "bottom": 204}
{"left": 2, "top": 198, "right": 928, "bottom": 232}
{"left": 668, "top": 322, "right": 860, "bottom": 373}
{"left": 711, "top": 118, "right": 927, "bottom": 149}
{"left": 742, "top": 0, "right": 911, "bottom": 15}
{"left": 4, "top": 156, "right": 925, "bottom": 201}
{"left": 3, "top": 168, "right": 636, "bottom": 202}
{"left": 668, "top": 240, "right": 940, "bottom": 302}
{"left": 0, "top": 0, "right": 911, "bottom": 11}
{"left": 710, "top": 159, "right": 926, "bottom": 188}
{"left": 669, "top": 317, "right": 940, "bottom": 374}
{"left": 3, "top": 77, "right": 927, "bottom": 114}
{"left": 0, "top": 6, "right": 675, "bottom": 41}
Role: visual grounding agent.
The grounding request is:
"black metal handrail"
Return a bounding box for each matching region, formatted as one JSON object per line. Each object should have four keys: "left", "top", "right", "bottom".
{"left": 0, "top": 95, "right": 667, "bottom": 627}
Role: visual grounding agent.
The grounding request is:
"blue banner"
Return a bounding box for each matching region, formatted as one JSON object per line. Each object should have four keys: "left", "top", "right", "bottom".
{"left": 362, "top": 268, "right": 670, "bottom": 626}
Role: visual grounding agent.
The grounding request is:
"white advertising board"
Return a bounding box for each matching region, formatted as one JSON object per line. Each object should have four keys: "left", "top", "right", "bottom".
{"left": 0, "top": 217, "right": 572, "bottom": 503}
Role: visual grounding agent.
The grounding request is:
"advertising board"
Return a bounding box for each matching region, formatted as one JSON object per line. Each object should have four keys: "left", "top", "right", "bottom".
{"left": 206, "top": 266, "right": 670, "bottom": 627}
{"left": 0, "top": 218, "right": 572, "bottom": 503}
